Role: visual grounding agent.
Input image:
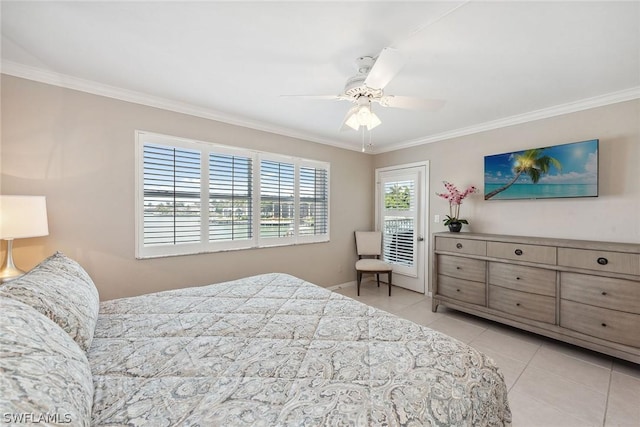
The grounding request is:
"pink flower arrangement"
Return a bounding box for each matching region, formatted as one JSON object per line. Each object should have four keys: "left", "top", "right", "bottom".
{"left": 436, "top": 181, "right": 477, "bottom": 225}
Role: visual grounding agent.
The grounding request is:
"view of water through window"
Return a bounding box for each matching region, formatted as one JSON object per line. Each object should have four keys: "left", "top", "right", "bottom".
{"left": 140, "top": 139, "right": 329, "bottom": 253}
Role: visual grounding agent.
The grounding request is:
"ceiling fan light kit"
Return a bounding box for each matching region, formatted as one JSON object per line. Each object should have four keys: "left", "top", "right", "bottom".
{"left": 344, "top": 97, "right": 382, "bottom": 131}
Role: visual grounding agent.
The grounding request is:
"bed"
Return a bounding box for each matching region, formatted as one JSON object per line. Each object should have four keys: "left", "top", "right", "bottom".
{"left": 1, "top": 253, "right": 511, "bottom": 426}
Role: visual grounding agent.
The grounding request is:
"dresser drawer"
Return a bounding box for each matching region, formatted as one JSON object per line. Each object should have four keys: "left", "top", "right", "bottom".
{"left": 435, "top": 237, "right": 487, "bottom": 256}
{"left": 561, "top": 272, "right": 640, "bottom": 315}
{"left": 487, "top": 241, "right": 557, "bottom": 265}
{"left": 489, "top": 262, "right": 556, "bottom": 296}
{"left": 561, "top": 300, "right": 640, "bottom": 348}
{"left": 558, "top": 248, "right": 640, "bottom": 276}
{"left": 438, "top": 275, "right": 486, "bottom": 306}
{"left": 437, "top": 255, "right": 486, "bottom": 282}
{"left": 489, "top": 285, "right": 556, "bottom": 324}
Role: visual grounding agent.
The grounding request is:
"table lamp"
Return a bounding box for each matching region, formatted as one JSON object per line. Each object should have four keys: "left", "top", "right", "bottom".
{"left": 0, "top": 195, "right": 49, "bottom": 283}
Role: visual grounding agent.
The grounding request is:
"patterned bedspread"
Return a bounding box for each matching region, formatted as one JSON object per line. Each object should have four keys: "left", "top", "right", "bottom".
{"left": 89, "top": 273, "right": 511, "bottom": 426}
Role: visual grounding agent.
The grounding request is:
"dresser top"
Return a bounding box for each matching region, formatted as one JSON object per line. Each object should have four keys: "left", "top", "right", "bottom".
{"left": 433, "top": 232, "right": 640, "bottom": 254}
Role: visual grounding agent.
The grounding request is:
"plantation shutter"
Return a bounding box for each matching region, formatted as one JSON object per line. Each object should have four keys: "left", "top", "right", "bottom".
{"left": 136, "top": 132, "right": 330, "bottom": 258}
{"left": 142, "top": 143, "right": 201, "bottom": 246}
{"left": 260, "top": 159, "right": 295, "bottom": 238}
{"left": 209, "top": 153, "right": 253, "bottom": 241}
{"left": 381, "top": 178, "right": 416, "bottom": 268}
{"left": 299, "top": 166, "right": 329, "bottom": 237}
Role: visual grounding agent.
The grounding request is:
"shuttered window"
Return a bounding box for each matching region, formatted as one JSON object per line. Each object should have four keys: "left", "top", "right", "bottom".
{"left": 142, "top": 144, "right": 201, "bottom": 246}
{"left": 136, "top": 131, "right": 330, "bottom": 258}
{"left": 299, "top": 166, "right": 329, "bottom": 236}
{"left": 209, "top": 154, "right": 252, "bottom": 242}
{"left": 260, "top": 160, "right": 295, "bottom": 239}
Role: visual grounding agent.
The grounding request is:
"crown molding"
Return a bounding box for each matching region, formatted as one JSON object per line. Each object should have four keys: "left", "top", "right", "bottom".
{"left": 3, "top": 60, "right": 638, "bottom": 156}
{"left": 374, "top": 86, "right": 640, "bottom": 154}
{"left": 0, "top": 60, "right": 362, "bottom": 153}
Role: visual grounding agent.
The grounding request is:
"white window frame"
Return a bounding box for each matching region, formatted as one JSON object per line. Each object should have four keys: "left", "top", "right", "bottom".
{"left": 298, "top": 158, "right": 330, "bottom": 242}
{"left": 135, "top": 131, "right": 330, "bottom": 259}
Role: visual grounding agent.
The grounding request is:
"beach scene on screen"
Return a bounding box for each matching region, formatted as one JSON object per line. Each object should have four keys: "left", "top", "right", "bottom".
{"left": 484, "top": 139, "right": 598, "bottom": 200}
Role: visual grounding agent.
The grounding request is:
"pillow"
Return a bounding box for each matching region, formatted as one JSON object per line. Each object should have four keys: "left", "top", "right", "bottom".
{"left": 0, "top": 296, "right": 93, "bottom": 427}
{"left": 0, "top": 252, "right": 100, "bottom": 351}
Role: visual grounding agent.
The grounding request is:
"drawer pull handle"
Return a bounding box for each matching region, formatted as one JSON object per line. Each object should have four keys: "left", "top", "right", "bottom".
{"left": 601, "top": 291, "right": 607, "bottom": 296}
{"left": 456, "top": 266, "right": 461, "bottom": 270}
{"left": 597, "top": 257, "right": 608, "bottom": 266}
{"left": 456, "top": 289, "right": 461, "bottom": 292}
{"left": 516, "top": 303, "right": 521, "bottom": 307}
{"left": 601, "top": 323, "right": 607, "bottom": 327}
{"left": 516, "top": 277, "right": 521, "bottom": 280}
{"left": 514, "top": 249, "right": 523, "bottom": 256}
{"left": 456, "top": 243, "right": 463, "bottom": 249}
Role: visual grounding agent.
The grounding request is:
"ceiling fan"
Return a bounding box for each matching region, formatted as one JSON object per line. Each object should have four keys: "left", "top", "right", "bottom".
{"left": 284, "top": 47, "right": 445, "bottom": 131}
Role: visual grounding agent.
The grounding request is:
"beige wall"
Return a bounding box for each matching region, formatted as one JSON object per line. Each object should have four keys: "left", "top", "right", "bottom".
{"left": 375, "top": 99, "right": 640, "bottom": 289}
{"left": 1, "top": 75, "right": 375, "bottom": 300}
{"left": 3, "top": 75, "right": 638, "bottom": 300}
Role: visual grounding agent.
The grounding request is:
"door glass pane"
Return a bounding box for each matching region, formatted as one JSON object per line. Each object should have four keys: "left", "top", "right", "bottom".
{"left": 382, "top": 179, "right": 415, "bottom": 268}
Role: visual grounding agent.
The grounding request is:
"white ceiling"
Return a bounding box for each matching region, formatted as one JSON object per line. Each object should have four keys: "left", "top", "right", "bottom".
{"left": 2, "top": 1, "right": 639, "bottom": 153}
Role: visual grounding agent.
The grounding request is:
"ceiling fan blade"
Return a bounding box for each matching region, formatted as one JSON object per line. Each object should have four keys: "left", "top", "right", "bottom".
{"left": 364, "top": 47, "right": 407, "bottom": 90}
{"left": 378, "top": 95, "right": 446, "bottom": 111}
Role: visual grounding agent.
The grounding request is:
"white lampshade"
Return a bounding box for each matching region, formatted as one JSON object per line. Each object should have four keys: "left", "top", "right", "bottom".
{"left": 0, "top": 195, "right": 49, "bottom": 239}
{"left": 345, "top": 103, "right": 382, "bottom": 131}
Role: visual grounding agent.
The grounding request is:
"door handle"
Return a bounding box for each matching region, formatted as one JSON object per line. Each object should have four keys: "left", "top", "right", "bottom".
{"left": 418, "top": 236, "right": 424, "bottom": 241}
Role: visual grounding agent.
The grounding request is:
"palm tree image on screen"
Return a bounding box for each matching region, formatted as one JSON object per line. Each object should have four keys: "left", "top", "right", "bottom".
{"left": 484, "top": 148, "right": 562, "bottom": 200}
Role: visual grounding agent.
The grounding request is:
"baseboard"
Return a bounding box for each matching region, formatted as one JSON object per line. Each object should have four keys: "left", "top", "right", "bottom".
{"left": 328, "top": 281, "right": 432, "bottom": 296}
{"left": 327, "top": 281, "right": 356, "bottom": 291}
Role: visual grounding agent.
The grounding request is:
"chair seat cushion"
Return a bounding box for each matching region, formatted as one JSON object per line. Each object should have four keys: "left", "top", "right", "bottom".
{"left": 356, "top": 259, "right": 393, "bottom": 272}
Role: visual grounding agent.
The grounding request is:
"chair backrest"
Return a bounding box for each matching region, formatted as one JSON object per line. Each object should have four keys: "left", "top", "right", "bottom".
{"left": 355, "top": 231, "right": 383, "bottom": 257}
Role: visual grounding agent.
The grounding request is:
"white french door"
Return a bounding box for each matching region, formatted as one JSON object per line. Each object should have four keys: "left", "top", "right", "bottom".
{"left": 375, "top": 163, "right": 428, "bottom": 293}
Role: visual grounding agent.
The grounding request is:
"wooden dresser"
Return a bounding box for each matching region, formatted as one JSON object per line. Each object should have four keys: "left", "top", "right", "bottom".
{"left": 432, "top": 232, "right": 640, "bottom": 363}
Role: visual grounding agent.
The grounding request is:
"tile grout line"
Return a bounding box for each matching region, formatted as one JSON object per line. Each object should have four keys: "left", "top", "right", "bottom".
{"left": 507, "top": 341, "right": 542, "bottom": 393}
{"left": 514, "top": 361, "right": 611, "bottom": 426}
{"left": 534, "top": 343, "right": 616, "bottom": 397}
{"left": 540, "top": 340, "right": 615, "bottom": 371}
{"left": 602, "top": 367, "right": 614, "bottom": 427}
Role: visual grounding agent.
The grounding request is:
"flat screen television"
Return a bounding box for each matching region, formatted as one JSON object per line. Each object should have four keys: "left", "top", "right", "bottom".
{"left": 484, "top": 139, "right": 599, "bottom": 200}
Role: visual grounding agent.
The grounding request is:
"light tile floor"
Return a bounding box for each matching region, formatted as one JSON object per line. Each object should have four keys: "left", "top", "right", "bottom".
{"left": 333, "top": 281, "right": 640, "bottom": 427}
